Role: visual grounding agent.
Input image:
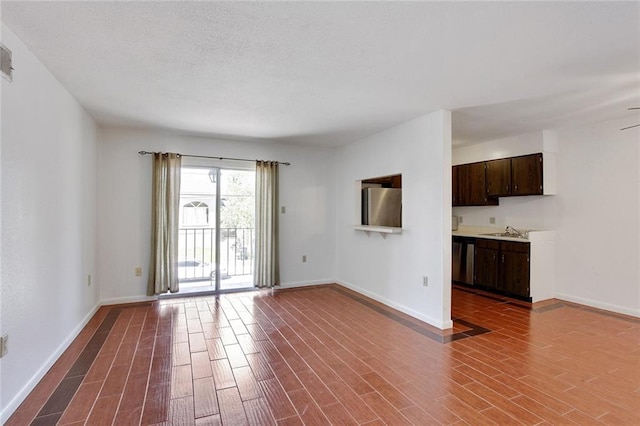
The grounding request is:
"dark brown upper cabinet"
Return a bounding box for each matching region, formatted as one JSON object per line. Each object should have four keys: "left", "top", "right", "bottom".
{"left": 452, "top": 165, "right": 458, "bottom": 206}
{"left": 486, "top": 154, "right": 543, "bottom": 197}
{"left": 511, "top": 153, "right": 543, "bottom": 196}
{"left": 454, "top": 162, "right": 498, "bottom": 207}
{"left": 485, "top": 158, "right": 511, "bottom": 197}
{"left": 455, "top": 153, "right": 544, "bottom": 206}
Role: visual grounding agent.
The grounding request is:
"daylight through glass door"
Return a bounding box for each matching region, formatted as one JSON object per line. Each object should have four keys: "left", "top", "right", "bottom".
{"left": 177, "top": 166, "right": 255, "bottom": 294}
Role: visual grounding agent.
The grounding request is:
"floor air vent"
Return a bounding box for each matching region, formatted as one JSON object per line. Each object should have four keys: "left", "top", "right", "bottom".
{"left": 1, "top": 44, "right": 13, "bottom": 82}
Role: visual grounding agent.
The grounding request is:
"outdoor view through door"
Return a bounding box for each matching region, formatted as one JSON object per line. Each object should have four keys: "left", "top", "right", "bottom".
{"left": 177, "top": 166, "right": 255, "bottom": 294}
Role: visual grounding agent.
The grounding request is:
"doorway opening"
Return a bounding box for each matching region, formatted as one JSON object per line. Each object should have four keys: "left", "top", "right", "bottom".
{"left": 174, "top": 166, "right": 255, "bottom": 295}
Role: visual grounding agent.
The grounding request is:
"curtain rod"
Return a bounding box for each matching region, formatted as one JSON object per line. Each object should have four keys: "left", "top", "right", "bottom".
{"left": 138, "top": 150, "right": 291, "bottom": 166}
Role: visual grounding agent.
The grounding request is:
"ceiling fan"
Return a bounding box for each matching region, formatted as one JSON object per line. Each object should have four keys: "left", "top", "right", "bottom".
{"left": 621, "top": 107, "right": 640, "bottom": 130}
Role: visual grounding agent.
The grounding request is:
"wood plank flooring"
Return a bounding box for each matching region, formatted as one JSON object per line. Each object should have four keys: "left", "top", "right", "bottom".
{"left": 7, "top": 284, "right": 640, "bottom": 425}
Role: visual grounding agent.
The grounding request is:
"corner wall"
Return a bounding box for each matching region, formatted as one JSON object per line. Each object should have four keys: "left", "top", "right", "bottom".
{"left": 335, "top": 111, "right": 453, "bottom": 329}
{"left": 554, "top": 119, "right": 639, "bottom": 316}
{"left": 97, "top": 128, "right": 337, "bottom": 303}
{"left": 0, "top": 24, "right": 99, "bottom": 421}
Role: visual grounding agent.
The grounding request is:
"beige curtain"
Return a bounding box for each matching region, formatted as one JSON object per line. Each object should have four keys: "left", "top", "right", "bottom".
{"left": 254, "top": 161, "right": 280, "bottom": 288}
{"left": 147, "top": 153, "right": 182, "bottom": 295}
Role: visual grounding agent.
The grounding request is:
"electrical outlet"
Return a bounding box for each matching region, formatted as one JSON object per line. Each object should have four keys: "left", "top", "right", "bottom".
{"left": 281, "top": 206, "right": 286, "bottom": 214}
{"left": 135, "top": 267, "right": 142, "bottom": 277}
{"left": 87, "top": 274, "right": 92, "bottom": 286}
{"left": 302, "top": 255, "right": 307, "bottom": 263}
{"left": 422, "top": 276, "right": 429, "bottom": 287}
{"left": 489, "top": 217, "right": 496, "bottom": 224}
{"left": 1, "top": 334, "right": 8, "bottom": 358}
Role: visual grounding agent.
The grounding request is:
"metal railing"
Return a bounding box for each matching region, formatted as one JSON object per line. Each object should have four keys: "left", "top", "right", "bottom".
{"left": 178, "top": 227, "right": 254, "bottom": 281}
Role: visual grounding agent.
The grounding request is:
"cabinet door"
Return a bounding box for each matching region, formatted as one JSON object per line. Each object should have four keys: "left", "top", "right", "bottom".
{"left": 501, "top": 251, "right": 530, "bottom": 297}
{"left": 458, "top": 162, "right": 490, "bottom": 205}
{"left": 452, "top": 165, "right": 459, "bottom": 206}
{"left": 511, "top": 154, "right": 543, "bottom": 196}
{"left": 456, "top": 164, "right": 471, "bottom": 205}
{"left": 474, "top": 247, "right": 499, "bottom": 290}
{"left": 468, "top": 162, "right": 488, "bottom": 205}
{"left": 486, "top": 158, "right": 511, "bottom": 197}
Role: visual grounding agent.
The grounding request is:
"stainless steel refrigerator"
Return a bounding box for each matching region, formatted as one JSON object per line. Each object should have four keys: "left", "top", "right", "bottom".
{"left": 361, "top": 188, "right": 402, "bottom": 227}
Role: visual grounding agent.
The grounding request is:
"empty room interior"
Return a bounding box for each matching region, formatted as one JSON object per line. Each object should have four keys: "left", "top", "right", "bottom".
{"left": 1, "top": 1, "right": 639, "bottom": 425}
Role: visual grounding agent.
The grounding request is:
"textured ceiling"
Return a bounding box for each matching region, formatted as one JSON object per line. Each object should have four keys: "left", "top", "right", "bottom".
{"left": 2, "top": 1, "right": 639, "bottom": 146}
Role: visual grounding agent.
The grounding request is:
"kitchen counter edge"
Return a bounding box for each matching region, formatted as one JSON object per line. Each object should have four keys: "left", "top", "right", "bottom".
{"left": 452, "top": 227, "right": 555, "bottom": 242}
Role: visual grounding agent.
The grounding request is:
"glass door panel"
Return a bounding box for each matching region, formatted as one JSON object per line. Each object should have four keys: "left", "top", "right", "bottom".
{"left": 177, "top": 167, "right": 218, "bottom": 293}
{"left": 219, "top": 169, "right": 255, "bottom": 290}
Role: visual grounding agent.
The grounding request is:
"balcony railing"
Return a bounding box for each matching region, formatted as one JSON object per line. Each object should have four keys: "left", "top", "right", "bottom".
{"left": 178, "top": 227, "right": 254, "bottom": 281}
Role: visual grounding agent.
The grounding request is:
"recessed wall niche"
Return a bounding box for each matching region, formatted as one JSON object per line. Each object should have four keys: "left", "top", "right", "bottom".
{"left": 360, "top": 174, "right": 402, "bottom": 228}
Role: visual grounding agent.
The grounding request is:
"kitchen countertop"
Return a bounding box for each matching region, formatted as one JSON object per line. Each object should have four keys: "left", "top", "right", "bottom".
{"left": 452, "top": 225, "right": 555, "bottom": 243}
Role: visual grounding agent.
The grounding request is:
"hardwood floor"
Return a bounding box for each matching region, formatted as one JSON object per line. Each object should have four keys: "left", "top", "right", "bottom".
{"left": 7, "top": 284, "right": 640, "bottom": 425}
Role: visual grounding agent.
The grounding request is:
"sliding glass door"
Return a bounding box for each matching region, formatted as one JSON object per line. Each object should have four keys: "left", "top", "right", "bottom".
{"left": 178, "top": 166, "right": 255, "bottom": 294}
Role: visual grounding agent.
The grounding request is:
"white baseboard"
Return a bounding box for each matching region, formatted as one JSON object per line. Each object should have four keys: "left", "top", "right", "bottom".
{"left": 0, "top": 302, "right": 101, "bottom": 424}
{"left": 100, "top": 295, "right": 158, "bottom": 306}
{"left": 554, "top": 293, "right": 640, "bottom": 318}
{"left": 337, "top": 280, "right": 453, "bottom": 330}
{"left": 278, "top": 279, "right": 334, "bottom": 289}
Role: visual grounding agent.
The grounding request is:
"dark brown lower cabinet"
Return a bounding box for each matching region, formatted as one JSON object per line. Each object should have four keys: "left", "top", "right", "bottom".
{"left": 474, "top": 239, "right": 530, "bottom": 300}
{"left": 501, "top": 242, "right": 530, "bottom": 298}
{"left": 474, "top": 240, "right": 500, "bottom": 291}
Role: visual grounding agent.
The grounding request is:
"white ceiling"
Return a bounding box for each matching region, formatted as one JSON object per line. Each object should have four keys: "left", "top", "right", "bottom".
{"left": 2, "top": 1, "right": 639, "bottom": 147}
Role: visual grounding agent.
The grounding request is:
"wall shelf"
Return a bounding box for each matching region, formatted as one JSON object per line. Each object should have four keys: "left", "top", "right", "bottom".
{"left": 354, "top": 225, "right": 402, "bottom": 239}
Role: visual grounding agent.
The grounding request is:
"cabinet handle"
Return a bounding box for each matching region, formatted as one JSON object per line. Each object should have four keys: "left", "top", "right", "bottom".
{"left": 501, "top": 254, "right": 505, "bottom": 263}
{"left": 506, "top": 185, "right": 509, "bottom": 192}
{"left": 514, "top": 184, "right": 518, "bottom": 192}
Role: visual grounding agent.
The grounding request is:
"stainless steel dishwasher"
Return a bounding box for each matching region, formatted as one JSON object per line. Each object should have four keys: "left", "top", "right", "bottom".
{"left": 452, "top": 236, "right": 474, "bottom": 285}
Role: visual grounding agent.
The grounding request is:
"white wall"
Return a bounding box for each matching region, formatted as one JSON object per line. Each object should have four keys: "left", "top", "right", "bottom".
{"left": 452, "top": 131, "right": 544, "bottom": 165}
{"left": 0, "top": 24, "right": 99, "bottom": 422}
{"left": 335, "top": 111, "right": 453, "bottom": 329}
{"left": 554, "top": 119, "right": 639, "bottom": 316}
{"left": 452, "top": 122, "right": 640, "bottom": 316}
{"left": 97, "top": 128, "right": 336, "bottom": 303}
{"left": 453, "top": 196, "right": 558, "bottom": 231}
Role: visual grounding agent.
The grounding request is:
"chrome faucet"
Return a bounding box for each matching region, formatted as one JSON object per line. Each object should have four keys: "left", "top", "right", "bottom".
{"left": 505, "top": 226, "right": 527, "bottom": 238}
